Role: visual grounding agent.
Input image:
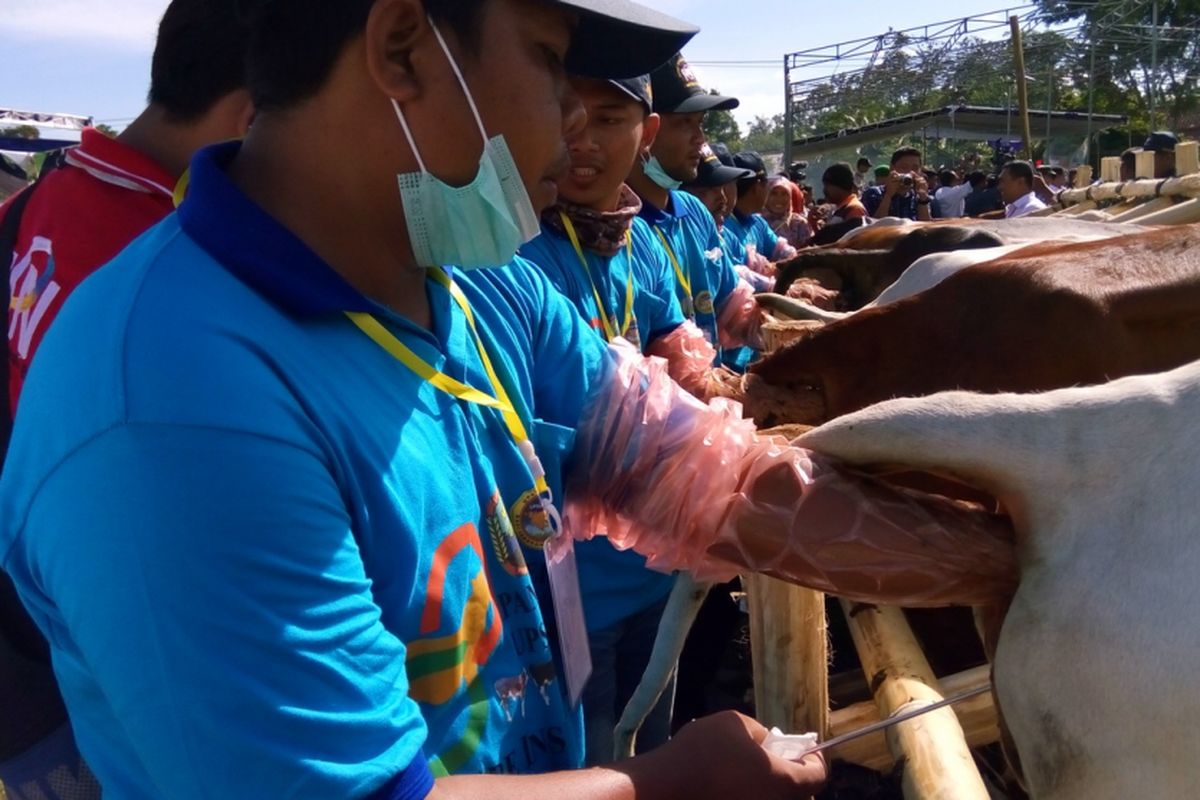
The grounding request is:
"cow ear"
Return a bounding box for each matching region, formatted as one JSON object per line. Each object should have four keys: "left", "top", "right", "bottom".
{"left": 797, "top": 389, "right": 1057, "bottom": 503}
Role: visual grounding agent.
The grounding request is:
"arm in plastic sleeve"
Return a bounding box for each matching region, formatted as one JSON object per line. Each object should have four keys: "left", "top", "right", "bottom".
{"left": 716, "top": 279, "right": 766, "bottom": 351}
{"left": 563, "top": 340, "right": 1019, "bottom": 607}
{"left": 741, "top": 244, "right": 775, "bottom": 277}
{"left": 735, "top": 264, "right": 775, "bottom": 294}
{"left": 771, "top": 238, "right": 798, "bottom": 262}
{"left": 644, "top": 322, "right": 743, "bottom": 402}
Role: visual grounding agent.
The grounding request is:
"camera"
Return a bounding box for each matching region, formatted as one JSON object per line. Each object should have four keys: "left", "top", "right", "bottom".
{"left": 900, "top": 174, "right": 914, "bottom": 188}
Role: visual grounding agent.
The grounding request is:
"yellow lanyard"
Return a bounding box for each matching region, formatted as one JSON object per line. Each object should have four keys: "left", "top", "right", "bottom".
{"left": 172, "top": 168, "right": 190, "bottom": 208}
{"left": 345, "top": 270, "right": 551, "bottom": 499}
{"left": 653, "top": 226, "right": 692, "bottom": 308}
{"left": 559, "top": 213, "right": 635, "bottom": 343}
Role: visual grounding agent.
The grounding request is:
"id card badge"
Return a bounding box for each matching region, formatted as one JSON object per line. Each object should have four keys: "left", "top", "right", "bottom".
{"left": 545, "top": 527, "right": 592, "bottom": 707}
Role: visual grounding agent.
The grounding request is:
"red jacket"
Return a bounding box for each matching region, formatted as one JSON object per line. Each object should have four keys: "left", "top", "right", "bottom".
{"left": 4, "top": 129, "right": 177, "bottom": 409}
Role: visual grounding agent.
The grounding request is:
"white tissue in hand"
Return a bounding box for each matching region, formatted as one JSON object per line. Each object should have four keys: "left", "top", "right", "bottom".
{"left": 761, "top": 727, "right": 820, "bottom": 761}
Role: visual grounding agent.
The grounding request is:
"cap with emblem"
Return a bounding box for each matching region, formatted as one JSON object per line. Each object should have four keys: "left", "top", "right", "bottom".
{"left": 687, "top": 143, "right": 754, "bottom": 187}
{"left": 607, "top": 75, "right": 653, "bottom": 114}
{"left": 547, "top": 0, "right": 699, "bottom": 79}
{"left": 732, "top": 151, "right": 767, "bottom": 181}
{"left": 649, "top": 52, "right": 739, "bottom": 114}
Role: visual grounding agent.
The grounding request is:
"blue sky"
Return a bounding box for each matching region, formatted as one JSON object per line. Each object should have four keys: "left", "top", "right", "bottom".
{"left": 0, "top": 0, "right": 1021, "bottom": 132}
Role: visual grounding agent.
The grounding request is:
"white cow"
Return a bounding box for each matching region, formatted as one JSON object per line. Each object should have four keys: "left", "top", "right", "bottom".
{"left": 798, "top": 359, "right": 1200, "bottom": 799}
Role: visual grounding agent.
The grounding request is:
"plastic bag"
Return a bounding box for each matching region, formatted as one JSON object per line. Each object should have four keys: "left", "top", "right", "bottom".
{"left": 717, "top": 279, "right": 766, "bottom": 351}
{"left": 645, "top": 322, "right": 742, "bottom": 402}
{"left": 564, "top": 340, "right": 1018, "bottom": 607}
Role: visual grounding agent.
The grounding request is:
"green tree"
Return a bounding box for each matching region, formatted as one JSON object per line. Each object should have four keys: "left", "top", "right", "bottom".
{"left": 0, "top": 125, "right": 41, "bottom": 140}
{"left": 700, "top": 90, "right": 742, "bottom": 149}
{"left": 94, "top": 123, "right": 118, "bottom": 138}
{"left": 742, "top": 114, "right": 786, "bottom": 154}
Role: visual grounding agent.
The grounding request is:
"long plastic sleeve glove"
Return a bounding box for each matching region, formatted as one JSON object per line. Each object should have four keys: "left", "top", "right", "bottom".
{"left": 645, "top": 322, "right": 743, "bottom": 402}
{"left": 742, "top": 244, "right": 775, "bottom": 277}
{"left": 717, "top": 279, "right": 766, "bottom": 351}
{"left": 564, "top": 340, "right": 1019, "bottom": 607}
{"left": 735, "top": 264, "right": 775, "bottom": 293}
{"left": 772, "top": 239, "right": 799, "bottom": 262}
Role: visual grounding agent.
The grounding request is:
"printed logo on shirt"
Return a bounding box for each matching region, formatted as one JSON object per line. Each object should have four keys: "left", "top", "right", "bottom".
{"left": 407, "top": 523, "right": 503, "bottom": 706}
{"left": 509, "top": 489, "right": 559, "bottom": 550}
{"left": 493, "top": 661, "right": 557, "bottom": 722}
{"left": 694, "top": 290, "right": 715, "bottom": 317}
{"left": 486, "top": 490, "right": 529, "bottom": 577}
{"left": 8, "top": 236, "right": 62, "bottom": 360}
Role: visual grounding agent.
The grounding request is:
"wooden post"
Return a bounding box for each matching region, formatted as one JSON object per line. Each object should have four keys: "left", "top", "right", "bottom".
{"left": 1136, "top": 197, "right": 1200, "bottom": 226}
{"left": 746, "top": 574, "right": 829, "bottom": 737}
{"left": 826, "top": 666, "right": 998, "bottom": 772}
{"left": 841, "top": 601, "right": 989, "bottom": 800}
{"left": 1134, "top": 150, "right": 1157, "bottom": 180}
{"left": 1010, "top": 16, "right": 1034, "bottom": 161}
{"left": 1100, "top": 157, "right": 1121, "bottom": 183}
{"left": 1073, "top": 165, "right": 1093, "bottom": 188}
{"left": 1176, "top": 141, "right": 1200, "bottom": 176}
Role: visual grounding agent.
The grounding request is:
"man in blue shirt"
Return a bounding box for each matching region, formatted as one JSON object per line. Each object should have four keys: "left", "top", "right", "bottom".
{"left": 862, "top": 146, "right": 934, "bottom": 221}
{"left": 0, "top": 1, "right": 829, "bottom": 799}
{"left": 625, "top": 53, "right": 769, "bottom": 370}
{"left": 519, "top": 74, "right": 685, "bottom": 766}
{"left": 724, "top": 151, "right": 797, "bottom": 267}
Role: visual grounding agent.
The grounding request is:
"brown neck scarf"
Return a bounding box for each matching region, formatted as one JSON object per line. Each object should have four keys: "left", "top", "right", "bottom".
{"left": 542, "top": 184, "right": 643, "bottom": 257}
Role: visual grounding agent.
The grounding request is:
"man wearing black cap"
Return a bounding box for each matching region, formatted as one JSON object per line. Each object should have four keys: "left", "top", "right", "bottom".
{"left": 520, "top": 75, "right": 741, "bottom": 768}
{"left": 0, "top": 0, "right": 833, "bottom": 797}
{"left": 725, "top": 150, "right": 797, "bottom": 269}
{"left": 626, "top": 53, "right": 768, "bottom": 367}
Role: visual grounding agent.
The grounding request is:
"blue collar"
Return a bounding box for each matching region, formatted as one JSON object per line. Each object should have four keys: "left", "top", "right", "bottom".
{"left": 636, "top": 190, "right": 692, "bottom": 226}
{"left": 178, "top": 142, "right": 374, "bottom": 316}
{"left": 732, "top": 209, "right": 753, "bottom": 225}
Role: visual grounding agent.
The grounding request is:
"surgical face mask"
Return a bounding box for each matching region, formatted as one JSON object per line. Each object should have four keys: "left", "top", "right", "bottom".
{"left": 644, "top": 154, "right": 683, "bottom": 191}
{"left": 392, "top": 20, "right": 540, "bottom": 270}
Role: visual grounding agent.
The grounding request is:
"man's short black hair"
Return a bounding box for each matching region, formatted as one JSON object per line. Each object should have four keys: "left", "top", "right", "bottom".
{"left": 242, "top": 0, "right": 487, "bottom": 112}
{"left": 148, "top": 0, "right": 251, "bottom": 121}
{"left": 967, "top": 170, "right": 987, "bottom": 188}
{"left": 1001, "top": 159, "right": 1035, "bottom": 186}
{"left": 822, "top": 162, "right": 856, "bottom": 192}
{"left": 856, "top": 157, "right": 871, "bottom": 168}
{"left": 937, "top": 169, "right": 956, "bottom": 187}
{"left": 890, "top": 146, "right": 921, "bottom": 166}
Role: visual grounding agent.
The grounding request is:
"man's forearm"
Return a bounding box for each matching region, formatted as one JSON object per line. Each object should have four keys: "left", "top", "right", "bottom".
{"left": 432, "top": 751, "right": 678, "bottom": 800}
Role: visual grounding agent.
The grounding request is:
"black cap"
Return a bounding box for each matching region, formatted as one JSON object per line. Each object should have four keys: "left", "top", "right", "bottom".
{"left": 687, "top": 143, "right": 754, "bottom": 187}
{"left": 711, "top": 142, "right": 737, "bottom": 167}
{"left": 554, "top": 1, "right": 699, "bottom": 79}
{"left": 608, "top": 75, "right": 653, "bottom": 113}
{"left": 1144, "top": 131, "right": 1178, "bottom": 152}
{"left": 649, "top": 53, "right": 739, "bottom": 114}
{"left": 732, "top": 151, "right": 767, "bottom": 180}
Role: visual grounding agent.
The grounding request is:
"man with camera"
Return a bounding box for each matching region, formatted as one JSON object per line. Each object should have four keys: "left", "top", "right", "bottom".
{"left": 862, "top": 147, "right": 932, "bottom": 221}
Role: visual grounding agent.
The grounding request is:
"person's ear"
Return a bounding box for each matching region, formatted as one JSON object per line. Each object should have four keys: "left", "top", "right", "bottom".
{"left": 364, "top": 0, "right": 429, "bottom": 104}
{"left": 640, "top": 112, "right": 661, "bottom": 153}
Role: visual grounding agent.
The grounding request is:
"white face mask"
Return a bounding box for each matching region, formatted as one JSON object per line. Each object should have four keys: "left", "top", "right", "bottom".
{"left": 643, "top": 154, "right": 683, "bottom": 191}
{"left": 392, "top": 19, "right": 541, "bottom": 270}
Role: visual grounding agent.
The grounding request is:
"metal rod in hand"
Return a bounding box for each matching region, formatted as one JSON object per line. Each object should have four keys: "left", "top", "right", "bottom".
{"left": 805, "top": 683, "right": 992, "bottom": 758}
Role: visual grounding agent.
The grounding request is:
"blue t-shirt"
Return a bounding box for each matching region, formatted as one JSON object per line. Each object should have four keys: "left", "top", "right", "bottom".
{"left": 723, "top": 211, "right": 781, "bottom": 263}
{"left": 519, "top": 218, "right": 683, "bottom": 633}
{"left": 636, "top": 190, "right": 740, "bottom": 361}
{"left": 0, "top": 143, "right": 611, "bottom": 798}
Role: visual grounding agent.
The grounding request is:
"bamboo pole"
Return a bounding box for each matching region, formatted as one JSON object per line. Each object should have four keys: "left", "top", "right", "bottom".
{"left": 1108, "top": 196, "right": 1176, "bottom": 223}
{"left": 1055, "top": 173, "right": 1200, "bottom": 206}
{"left": 826, "top": 666, "right": 998, "bottom": 772}
{"left": 1134, "top": 150, "right": 1157, "bottom": 180}
{"left": 1176, "top": 142, "right": 1200, "bottom": 177}
{"left": 840, "top": 601, "right": 989, "bottom": 800}
{"left": 1100, "top": 157, "right": 1121, "bottom": 183}
{"left": 746, "top": 574, "right": 829, "bottom": 737}
{"left": 1136, "top": 197, "right": 1200, "bottom": 226}
{"left": 1009, "top": 17, "right": 1034, "bottom": 162}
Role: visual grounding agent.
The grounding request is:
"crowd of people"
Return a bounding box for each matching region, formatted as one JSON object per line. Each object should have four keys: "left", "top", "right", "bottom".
{"left": 0, "top": 1, "right": 1184, "bottom": 798}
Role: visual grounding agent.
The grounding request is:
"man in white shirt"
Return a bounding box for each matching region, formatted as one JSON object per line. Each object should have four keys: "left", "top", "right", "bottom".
{"left": 933, "top": 169, "right": 972, "bottom": 218}
{"left": 999, "top": 160, "right": 1047, "bottom": 218}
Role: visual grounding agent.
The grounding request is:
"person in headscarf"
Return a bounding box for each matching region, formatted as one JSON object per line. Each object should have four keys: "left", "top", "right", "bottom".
{"left": 762, "top": 175, "right": 811, "bottom": 249}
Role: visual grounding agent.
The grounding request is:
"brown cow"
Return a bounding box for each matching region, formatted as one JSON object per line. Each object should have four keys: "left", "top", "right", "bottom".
{"left": 748, "top": 223, "right": 1200, "bottom": 428}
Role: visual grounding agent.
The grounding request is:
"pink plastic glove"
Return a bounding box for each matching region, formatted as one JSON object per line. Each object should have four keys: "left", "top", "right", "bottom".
{"left": 717, "top": 280, "right": 767, "bottom": 351}
{"left": 742, "top": 244, "right": 775, "bottom": 277}
{"left": 645, "top": 321, "right": 742, "bottom": 402}
{"left": 564, "top": 341, "right": 1019, "bottom": 607}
